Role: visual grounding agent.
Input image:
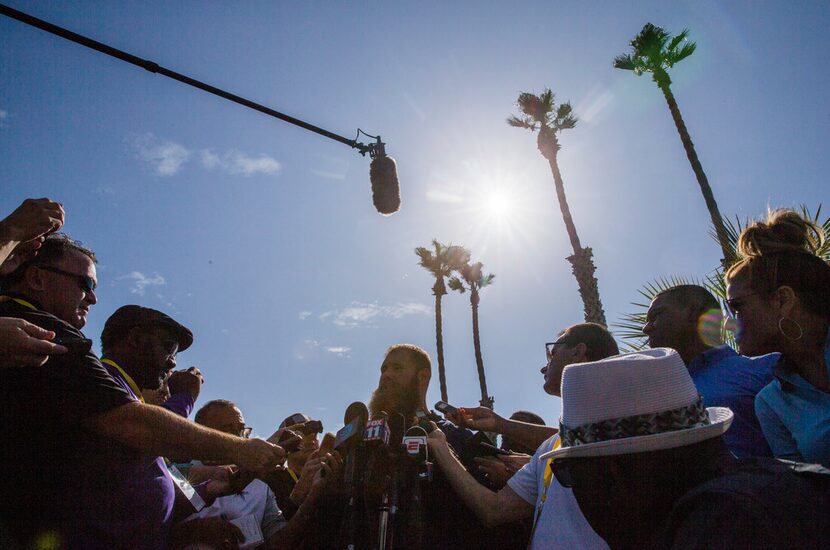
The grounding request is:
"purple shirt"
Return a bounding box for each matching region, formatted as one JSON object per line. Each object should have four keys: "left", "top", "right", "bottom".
{"left": 99, "top": 361, "right": 178, "bottom": 550}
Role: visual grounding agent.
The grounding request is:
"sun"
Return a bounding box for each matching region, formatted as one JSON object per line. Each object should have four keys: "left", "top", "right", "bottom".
{"left": 482, "top": 191, "right": 514, "bottom": 221}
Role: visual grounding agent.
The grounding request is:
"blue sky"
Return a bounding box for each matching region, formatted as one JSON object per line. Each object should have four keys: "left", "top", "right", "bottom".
{"left": 2, "top": 1, "right": 828, "bottom": 436}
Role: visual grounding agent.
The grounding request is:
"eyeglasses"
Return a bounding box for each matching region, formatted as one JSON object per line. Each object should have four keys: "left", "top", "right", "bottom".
{"left": 37, "top": 265, "right": 97, "bottom": 293}
{"left": 724, "top": 292, "right": 765, "bottom": 317}
{"left": 545, "top": 341, "right": 570, "bottom": 362}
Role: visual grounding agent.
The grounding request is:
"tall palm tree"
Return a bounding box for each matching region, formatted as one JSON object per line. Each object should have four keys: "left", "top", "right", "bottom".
{"left": 508, "top": 90, "right": 607, "bottom": 325}
{"left": 614, "top": 23, "right": 735, "bottom": 267}
{"left": 448, "top": 261, "right": 496, "bottom": 409}
{"left": 415, "top": 240, "right": 470, "bottom": 402}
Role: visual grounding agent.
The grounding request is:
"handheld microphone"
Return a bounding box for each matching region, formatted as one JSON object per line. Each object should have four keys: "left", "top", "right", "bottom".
{"left": 402, "top": 425, "right": 429, "bottom": 464}
{"left": 335, "top": 402, "right": 369, "bottom": 450}
{"left": 369, "top": 146, "right": 400, "bottom": 216}
{"left": 364, "top": 411, "right": 391, "bottom": 448}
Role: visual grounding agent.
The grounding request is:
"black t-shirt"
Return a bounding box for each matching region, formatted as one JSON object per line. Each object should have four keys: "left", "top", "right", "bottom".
{"left": 660, "top": 458, "right": 830, "bottom": 549}
{"left": 0, "top": 296, "right": 134, "bottom": 542}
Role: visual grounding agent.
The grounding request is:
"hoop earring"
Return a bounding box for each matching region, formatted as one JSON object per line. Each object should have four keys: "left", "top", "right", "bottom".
{"left": 778, "top": 317, "right": 803, "bottom": 341}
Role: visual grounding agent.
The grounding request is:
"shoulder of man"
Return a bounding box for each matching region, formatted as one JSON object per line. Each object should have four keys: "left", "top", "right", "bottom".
{"left": 0, "top": 295, "right": 81, "bottom": 338}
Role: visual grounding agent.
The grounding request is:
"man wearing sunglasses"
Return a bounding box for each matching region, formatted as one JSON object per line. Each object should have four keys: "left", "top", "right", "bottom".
{"left": 0, "top": 234, "right": 285, "bottom": 549}
{"left": 426, "top": 323, "right": 617, "bottom": 549}
{"left": 643, "top": 284, "right": 775, "bottom": 458}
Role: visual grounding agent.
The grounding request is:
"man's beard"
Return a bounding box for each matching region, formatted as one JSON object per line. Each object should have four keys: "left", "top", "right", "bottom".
{"left": 369, "top": 375, "right": 420, "bottom": 418}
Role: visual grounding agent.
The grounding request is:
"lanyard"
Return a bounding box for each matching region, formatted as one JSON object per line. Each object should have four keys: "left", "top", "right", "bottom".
{"left": 101, "top": 358, "right": 145, "bottom": 403}
{"left": 528, "top": 436, "right": 562, "bottom": 547}
{"left": 287, "top": 468, "right": 299, "bottom": 483}
{"left": 0, "top": 295, "right": 38, "bottom": 311}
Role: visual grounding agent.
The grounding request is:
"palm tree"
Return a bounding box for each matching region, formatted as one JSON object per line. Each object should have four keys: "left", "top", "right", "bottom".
{"left": 508, "top": 90, "right": 607, "bottom": 325}
{"left": 415, "top": 240, "right": 471, "bottom": 402}
{"left": 448, "top": 261, "right": 496, "bottom": 409}
{"left": 614, "top": 23, "right": 735, "bottom": 267}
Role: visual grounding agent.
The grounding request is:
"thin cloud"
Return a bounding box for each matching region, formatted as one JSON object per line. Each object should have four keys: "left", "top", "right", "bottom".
{"left": 118, "top": 271, "right": 166, "bottom": 295}
{"left": 321, "top": 301, "right": 431, "bottom": 328}
{"left": 326, "top": 346, "right": 352, "bottom": 357}
{"left": 201, "top": 149, "right": 281, "bottom": 177}
{"left": 298, "top": 310, "right": 312, "bottom": 320}
{"left": 129, "top": 133, "right": 190, "bottom": 176}
{"left": 0, "top": 109, "right": 8, "bottom": 128}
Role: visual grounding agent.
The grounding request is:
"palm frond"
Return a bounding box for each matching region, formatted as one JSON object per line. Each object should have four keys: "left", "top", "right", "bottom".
{"left": 516, "top": 92, "right": 545, "bottom": 122}
{"left": 479, "top": 273, "right": 495, "bottom": 288}
{"left": 447, "top": 276, "right": 465, "bottom": 293}
{"left": 506, "top": 115, "right": 536, "bottom": 130}
{"left": 613, "top": 53, "right": 636, "bottom": 71}
{"left": 669, "top": 42, "right": 697, "bottom": 66}
{"left": 539, "top": 89, "right": 555, "bottom": 116}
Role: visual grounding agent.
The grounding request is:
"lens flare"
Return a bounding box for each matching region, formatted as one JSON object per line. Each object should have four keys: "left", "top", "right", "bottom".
{"left": 697, "top": 308, "right": 725, "bottom": 347}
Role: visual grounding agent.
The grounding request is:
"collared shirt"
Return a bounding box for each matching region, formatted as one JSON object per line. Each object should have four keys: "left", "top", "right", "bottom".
{"left": 0, "top": 294, "right": 140, "bottom": 548}
{"left": 687, "top": 345, "right": 776, "bottom": 458}
{"left": 755, "top": 358, "right": 830, "bottom": 467}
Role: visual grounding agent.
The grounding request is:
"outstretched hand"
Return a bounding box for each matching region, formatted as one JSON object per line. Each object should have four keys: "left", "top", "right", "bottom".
{"left": 456, "top": 406, "right": 505, "bottom": 433}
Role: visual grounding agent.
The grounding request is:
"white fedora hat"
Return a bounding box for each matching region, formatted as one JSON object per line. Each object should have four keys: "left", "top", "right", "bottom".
{"left": 541, "top": 348, "right": 733, "bottom": 460}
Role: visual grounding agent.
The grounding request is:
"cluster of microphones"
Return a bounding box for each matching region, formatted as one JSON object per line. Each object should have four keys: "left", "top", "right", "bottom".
{"left": 333, "top": 402, "right": 433, "bottom": 550}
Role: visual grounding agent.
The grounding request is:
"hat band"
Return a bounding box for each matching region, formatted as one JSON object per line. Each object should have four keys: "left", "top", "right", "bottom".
{"left": 560, "top": 396, "right": 709, "bottom": 448}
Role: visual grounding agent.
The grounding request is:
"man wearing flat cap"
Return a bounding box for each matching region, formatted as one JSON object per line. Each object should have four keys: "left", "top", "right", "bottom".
{"left": 543, "top": 348, "right": 830, "bottom": 550}
{"left": 101, "top": 305, "right": 203, "bottom": 418}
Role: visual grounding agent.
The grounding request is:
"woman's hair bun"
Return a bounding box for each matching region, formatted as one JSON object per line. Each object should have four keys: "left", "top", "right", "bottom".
{"left": 737, "top": 209, "right": 824, "bottom": 258}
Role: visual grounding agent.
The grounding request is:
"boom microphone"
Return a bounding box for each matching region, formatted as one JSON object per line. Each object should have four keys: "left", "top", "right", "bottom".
{"left": 369, "top": 142, "right": 401, "bottom": 216}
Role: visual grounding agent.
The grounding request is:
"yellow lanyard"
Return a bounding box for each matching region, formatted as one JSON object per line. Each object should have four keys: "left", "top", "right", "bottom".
{"left": 287, "top": 468, "right": 299, "bottom": 483}
{"left": 101, "top": 358, "right": 145, "bottom": 403}
{"left": 0, "top": 295, "right": 38, "bottom": 311}
{"left": 528, "top": 436, "right": 562, "bottom": 547}
{"left": 540, "top": 436, "right": 562, "bottom": 504}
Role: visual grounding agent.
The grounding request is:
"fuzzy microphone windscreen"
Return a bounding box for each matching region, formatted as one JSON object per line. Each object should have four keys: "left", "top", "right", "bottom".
{"left": 370, "top": 154, "right": 401, "bottom": 216}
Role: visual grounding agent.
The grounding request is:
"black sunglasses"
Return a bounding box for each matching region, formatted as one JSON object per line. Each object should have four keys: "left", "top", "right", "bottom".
{"left": 37, "top": 265, "right": 97, "bottom": 293}
{"left": 724, "top": 292, "right": 765, "bottom": 317}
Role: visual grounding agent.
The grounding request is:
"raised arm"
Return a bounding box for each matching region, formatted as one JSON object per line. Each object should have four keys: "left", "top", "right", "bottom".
{"left": 427, "top": 423, "right": 532, "bottom": 527}
{"left": 458, "top": 406, "right": 557, "bottom": 451}
{"left": 86, "top": 401, "right": 284, "bottom": 474}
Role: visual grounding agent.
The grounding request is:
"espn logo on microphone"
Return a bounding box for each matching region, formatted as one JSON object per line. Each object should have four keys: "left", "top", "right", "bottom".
{"left": 402, "top": 436, "right": 427, "bottom": 456}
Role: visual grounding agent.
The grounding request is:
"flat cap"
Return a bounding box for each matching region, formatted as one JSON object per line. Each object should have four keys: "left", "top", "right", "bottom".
{"left": 103, "top": 305, "right": 193, "bottom": 352}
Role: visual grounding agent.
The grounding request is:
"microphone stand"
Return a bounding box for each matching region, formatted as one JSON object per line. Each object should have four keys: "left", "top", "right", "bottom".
{"left": 339, "top": 440, "right": 366, "bottom": 550}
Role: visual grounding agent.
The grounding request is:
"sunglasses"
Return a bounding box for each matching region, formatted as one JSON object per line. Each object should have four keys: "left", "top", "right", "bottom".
{"left": 724, "top": 292, "right": 765, "bottom": 317}
{"left": 37, "top": 265, "right": 97, "bottom": 293}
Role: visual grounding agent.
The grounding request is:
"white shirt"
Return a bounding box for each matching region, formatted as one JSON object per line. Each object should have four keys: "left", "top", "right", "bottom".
{"left": 506, "top": 435, "right": 608, "bottom": 550}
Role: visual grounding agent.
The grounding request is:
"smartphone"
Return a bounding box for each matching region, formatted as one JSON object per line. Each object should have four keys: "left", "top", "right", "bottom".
{"left": 434, "top": 401, "right": 459, "bottom": 416}
{"left": 297, "top": 420, "right": 323, "bottom": 435}
{"left": 53, "top": 336, "right": 92, "bottom": 355}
